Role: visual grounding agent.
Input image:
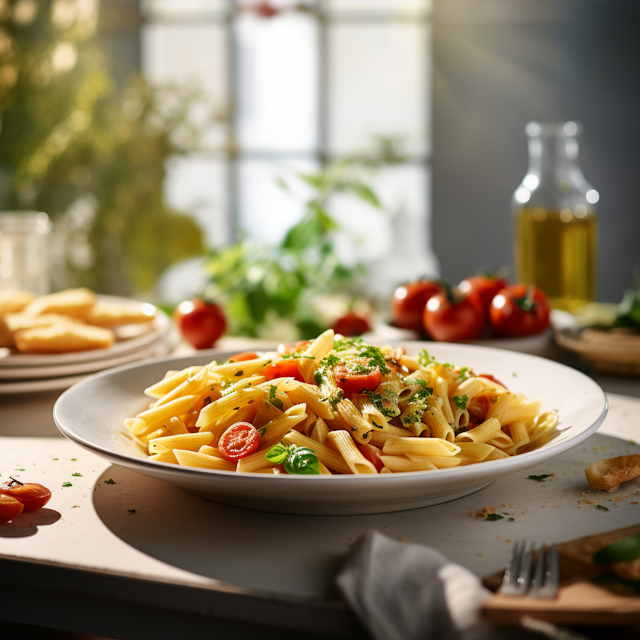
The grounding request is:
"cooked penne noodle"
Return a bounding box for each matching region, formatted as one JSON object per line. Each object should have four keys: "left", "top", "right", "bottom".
{"left": 144, "top": 366, "right": 205, "bottom": 399}
{"left": 287, "top": 383, "right": 335, "bottom": 420}
{"left": 423, "top": 397, "right": 455, "bottom": 442}
{"left": 174, "top": 449, "right": 236, "bottom": 471}
{"left": 405, "top": 454, "right": 462, "bottom": 468}
{"left": 196, "top": 387, "right": 266, "bottom": 430}
{"left": 148, "top": 432, "right": 213, "bottom": 453}
{"left": 380, "top": 456, "right": 437, "bottom": 473}
{"left": 299, "top": 329, "right": 334, "bottom": 384}
{"left": 283, "top": 431, "right": 352, "bottom": 474}
{"left": 433, "top": 377, "right": 455, "bottom": 424}
{"left": 382, "top": 436, "right": 460, "bottom": 457}
{"left": 327, "top": 431, "right": 377, "bottom": 474}
{"left": 310, "top": 417, "right": 329, "bottom": 445}
{"left": 258, "top": 404, "right": 308, "bottom": 450}
{"left": 337, "top": 398, "right": 372, "bottom": 444}
{"left": 455, "top": 418, "right": 502, "bottom": 444}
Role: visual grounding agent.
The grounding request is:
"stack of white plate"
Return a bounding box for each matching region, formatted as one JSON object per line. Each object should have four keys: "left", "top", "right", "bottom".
{"left": 0, "top": 300, "right": 175, "bottom": 395}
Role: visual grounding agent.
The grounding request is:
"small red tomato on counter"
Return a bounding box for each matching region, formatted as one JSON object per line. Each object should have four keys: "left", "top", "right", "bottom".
{"left": 0, "top": 478, "right": 51, "bottom": 512}
{"left": 0, "top": 494, "right": 24, "bottom": 524}
{"left": 333, "top": 312, "right": 371, "bottom": 337}
{"left": 173, "top": 299, "right": 227, "bottom": 350}
{"left": 489, "top": 284, "right": 551, "bottom": 337}
{"left": 458, "top": 272, "right": 509, "bottom": 315}
{"left": 218, "top": 422, "right": 261, "bottom": 461}
{"left": 423, "top": 287, "right": 485, "bottom": 342}
{"left": 391, "top": 280, "right": 444, "bottom": 333}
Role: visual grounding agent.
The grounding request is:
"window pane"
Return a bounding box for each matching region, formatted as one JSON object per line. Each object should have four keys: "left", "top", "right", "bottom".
{"left": 325, "top": 0, "right": 432, "bottom": 15}
{"left": 164, "top": 153, "right": 229, "bottom": 248}
{"left": 237, "top": 158, "right": 319, "bottom": 244}
{"left": 235, "top": 13, "right": 319, "bottom": 153}
{"left": 329, "top": 164, "right": 438, "bottom": 298}
{"left": 142, "top": 24, "right": 228, "bottom": 150}
{"left": 328, "top": 23, "right": 430, "bottom": 157}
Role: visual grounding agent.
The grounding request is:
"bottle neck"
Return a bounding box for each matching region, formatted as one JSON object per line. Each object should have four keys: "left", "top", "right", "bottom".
{"left": 527, "top": 134, "right": 581, "bottom": 184}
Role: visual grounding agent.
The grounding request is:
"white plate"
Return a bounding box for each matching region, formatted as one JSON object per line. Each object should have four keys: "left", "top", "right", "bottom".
{"left": 0, "top": 295, "right": 171, "bottom": 368}
{"left": 53, "top": 342, "right": 607, "bottom": 515}
{"left": 0, "top": 335, "right": 177, "bottom": 395}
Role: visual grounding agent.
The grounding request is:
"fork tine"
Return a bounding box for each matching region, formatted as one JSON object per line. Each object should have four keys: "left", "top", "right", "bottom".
{"left": 500, "top": 540, "right": 523, "bottom": 594}
{"left": 534, "top": 544, "right": 559, "bottom": 598}
{"left": 530, "top": 543, "right": 546, "bottom": 593}
{"left": 515, "top": 540, "right": 535, "bottom": 594}
{"left": 500, "top": 540, "right": 534, "bottom": 595}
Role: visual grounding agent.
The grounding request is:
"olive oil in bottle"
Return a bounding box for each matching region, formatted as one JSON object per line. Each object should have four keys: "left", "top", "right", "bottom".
{"left": 512, "top": 121, "right": 599, "bottom": 312}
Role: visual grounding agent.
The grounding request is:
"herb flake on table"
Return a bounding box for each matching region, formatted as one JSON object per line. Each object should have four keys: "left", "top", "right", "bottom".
{"left": 62, "top": 482, "right": 72, "bottom": 487}
{"left": 527, "top": 474, "right": 550, "bottom": 482}
{"left": 104, "top": 479, "right": 116, "bottom": 485}
{"left": 72, "top": 473, "right": 82, "bottom": 477}
{"left": 596, "top": 505, "right": 609, "bottom": 511}
{"left": 486, "top": 514, "right": 504, "bottom": 521}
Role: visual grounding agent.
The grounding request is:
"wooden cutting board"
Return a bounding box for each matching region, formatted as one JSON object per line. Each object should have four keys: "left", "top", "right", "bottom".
{"left": 481, "top": 524, "right": 640, "bottom": 625}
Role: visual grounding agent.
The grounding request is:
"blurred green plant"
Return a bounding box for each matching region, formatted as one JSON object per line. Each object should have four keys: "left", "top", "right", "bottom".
{"left": 205, "top": 142, "right": 407, "bottom": 339}
{"left": 0, "top": 0, "right": 207, "bottom": 295}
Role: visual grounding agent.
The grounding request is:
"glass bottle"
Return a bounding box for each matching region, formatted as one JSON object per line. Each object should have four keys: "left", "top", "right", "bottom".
{"left": 512, "top": 121, "right": 598, "bottom": 312}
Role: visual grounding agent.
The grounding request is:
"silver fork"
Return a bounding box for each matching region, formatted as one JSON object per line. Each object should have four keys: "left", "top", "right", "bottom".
{"left": 500, "top": 540, "right": 559, "bottom": 598}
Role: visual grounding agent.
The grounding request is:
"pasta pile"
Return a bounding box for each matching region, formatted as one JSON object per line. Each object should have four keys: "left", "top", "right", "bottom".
{"left": 124, "top": 330, "right": 558, "bottom": 475}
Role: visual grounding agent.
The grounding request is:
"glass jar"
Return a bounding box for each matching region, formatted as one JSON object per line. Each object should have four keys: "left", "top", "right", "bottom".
{"left": 512, "top": 121, "right": 598, "bottom": 312}
{"left": 0, "top": 211, "right": 52, "bottom": 295}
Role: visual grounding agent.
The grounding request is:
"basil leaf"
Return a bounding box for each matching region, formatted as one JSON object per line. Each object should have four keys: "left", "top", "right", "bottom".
{"left": 486, "top": 514, "right": 504, "bottom": 521}
{"left": 594, "top": 535, "right": 640, "bottom": 565}
{"left": 265, "top": 443, "right": 289, "bottom": 465}
{"left": 527, "top": 474, "right": 550, "bottom": 482}
{"left": 283, "top": 446, "right": 320, "bottom": 475}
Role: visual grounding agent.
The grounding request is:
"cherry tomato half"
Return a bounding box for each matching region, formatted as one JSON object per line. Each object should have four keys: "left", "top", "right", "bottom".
{"left": 173, "top": 299, "right": 227, "bottom": 350}
{"left": 478, "top": 373, "right": 508, "bottom": 389}
{"left": 334, "top": 360, "right": 383, "bottom": 398}
{"left": 489, "top": 284, "right": 551, "bottom": 338}
{"left": 423, "top": 290, "right": 485, "bottom": 342}
{"left": 391, "top": 280, "right": 443, "bottom": 333}
{"left": 228, "top": 351, "right": 260, "bottom": 363}
{"left": 263, "top": 359, "right": 306, "bottom": 383}
{"left": 332, "top": 312, "right": 371, "bottom": 337}
{"left": 0, "top": 494, "right": 24, "bottom": 523}
{"left": 218, "top": 422, "right": 261, "bottom": 461}
{"left": 0, "top": 479, "right": 51, "bottom": 512}
{"left": 458, "top": 274, "right": 509, "bottom": 315}
{"left": 278, "top": 340, "right": 311, "bottom": 355}
{"left": 358, "top": 443, "right": 385, "bottom": 473}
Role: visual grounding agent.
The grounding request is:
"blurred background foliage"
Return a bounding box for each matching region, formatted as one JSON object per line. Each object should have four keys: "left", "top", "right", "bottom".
{"left": 0, "top": 0, "right": 206, "bottom": 296}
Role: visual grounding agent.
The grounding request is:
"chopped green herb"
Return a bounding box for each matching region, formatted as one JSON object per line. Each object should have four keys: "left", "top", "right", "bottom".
{"left": 486, "top": 514, "right": 504, "bottom": 521}
{"left": 333, "top": 337, "right": 364, "bottom": 352}
{"left": 128, "top": 509, "right": 136, "bottom": 513}
{"left": 52, "top": 458, "right": 59, "bottom": 461}
{"left": 71, "top": 458, "right": 77, "bottom": 461}
{"left": 269, "top": 385, "right": 277, "bottom": 399}
{"left": 72, "top": 473, "right": 83, "bottom": 477}
{"left": 458, "top": 367, "right": 469, "bottom": 380}
{"left": 452, "top": 395, "right": 468, "bottom": 410}
{"left": 490, "top": 397, "right": 498, "bottom": 404}
{"left": 62, "top": 482, "right": 72, "bottom": 487}
{"left": 14, "top": 468, "right": 25, "bottom": 471}
{"left": 527, "top": 474, "right": 550, "bottom": 482}
{"left": 257, "top": 427, "right": 267, "bottom": 437}
{"left": 596, "top": 505, "right": 609, "bottom": 511}
{"left": 512, "top": 372, "right": 518, "bottom": 377}
{"left": 508, "top": 517, "right": 515, "bottom": 522}
{"left": 418, "top": 348, "right": 431, "bottom": 366}
{"left": 104, "top": 479, "right": 116, "bottom": 485}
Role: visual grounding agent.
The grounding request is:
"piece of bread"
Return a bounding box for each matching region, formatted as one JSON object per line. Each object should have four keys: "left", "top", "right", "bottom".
{"left": 83, "top": 300, "right": 156, "bottom": 327}
{"left": 0, "top": 290, "right": 37, "bottom": 316}
{"left": 0, "top": 313, "right": 85, "bottom": 349}
{"left": 24, "top": 288, "right": 96, "bottom": 319}
{"left": 14, "top": 323, "right": 115, "bottom": 354}
{"left": 585, "top": 454, "right": 640, "bottom": 492}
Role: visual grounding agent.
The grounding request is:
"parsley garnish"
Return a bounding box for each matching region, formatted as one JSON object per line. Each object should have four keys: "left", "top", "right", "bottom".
{"left": 486, "top": 514, "right": 504, "bottom": 521}
{"left": 72, "top": 473, "right": 82, "bottom": 477}
{"left": 104, "top": 479, "right": 116, "bottom": 485}
{"left": 333, "top": 337, "right": 364, "bottom": 352}
{"left": 527, "top": 474, "right": 550, "bottom": 482}
{"left": 596, "top": 505, "right": 609, "bottom": 511}
{"left": 62, "top": 482, "right": 72, "bottom": 487}
{"left": 452, "top": 395, "right": 468, "bottom": 410}
{"left": 458, "top": 367, "right": 469, "bottom": 380}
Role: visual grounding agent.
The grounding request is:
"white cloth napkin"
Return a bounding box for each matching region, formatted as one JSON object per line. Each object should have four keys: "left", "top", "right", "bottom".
{"left": 336, "top": 530, "right": 585, "bottom": 640}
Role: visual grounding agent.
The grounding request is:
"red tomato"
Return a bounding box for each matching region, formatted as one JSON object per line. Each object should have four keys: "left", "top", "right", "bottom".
{"left": 423, "top": 290, "right": 485, "bottom": 342}
{"left": 458, "top": 274, "right": 509, "bottom": 315}
{"left": 332, "top": 312, "right": 371, "bottom": 337}
{"left": 278, "top": 340, "right": 311, "bottom": 355}
{"left": 263, "top": 359, "right": 305, "bottom": 383}
{"left": 358, "top": 443, "right": 385, "bottom": 472}
{"left": 478, "top": 373, "right": 508, "bottom": 389}
{"left": 334, "top": 360, "right": 383, "bottom": 398}
{"left": 0, "top": 479, "right": 51, "bottom": 512}
{"left": 228, "top": 351, "right": 259, "bottom": 363}
{"left": 173, "top": 299, "right": 227, "bottom": 350}
{"left": 391, "top": 280, "right": 444, "bottom": 333}
{"left": 218, "top": 422, "right": 260, "bottom": 461}
{"left": 489, "top": 285, "right": 551, "bottom": 337}
{"left": 0, "top": 494, "right": 24, "bottom": 523}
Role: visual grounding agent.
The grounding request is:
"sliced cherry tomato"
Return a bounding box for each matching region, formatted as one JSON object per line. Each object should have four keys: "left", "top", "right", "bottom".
{"left": 228, "top": 351, "right": 259, "bottom": 363}
{"left": 467, "top": 394, "right": 491, "bottom": 424}
{"left": 489, "top": 285, "right": 551, "bottom": 338}
{"left": 458, "top": 273, "right": 509, "bottom": 316}
{"left": 0, "top": 479, "right": 51, "bottom": 512}
{"left": 173, "top": 299, "right": 227, "bottom": 350}
{"left": 334, "top": 360, "right": 383, "bottom": 399}
{"left": 358, "top": 443, "right": 385, "bottom": 472}
{"left": 218, "top": 422, "right": 260, "bottom": 461}
{"left": 333, "top": 312, "right": 371, "bottom": 337}
{"left": 391, "top": 280, "right": 444, "bottom": 333}
{"left": 478, "top": 373, "right": 508, "bottom": 389}
{"left": 278, "top": 340, "right": 311, "bottom": 355}
{"left": 423, "top": 288, "right": 485, "bottom": 342}
{"left": 0, "top": 494, "right": 24, "bottom": 523}
{"left": 263, "top": 359, "right": 305, "bottom": 383}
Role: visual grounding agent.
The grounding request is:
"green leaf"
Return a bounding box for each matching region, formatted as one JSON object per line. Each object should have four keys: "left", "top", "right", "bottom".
{"left": 265, "top": 443, "right": 289, "bottom": 465}
{"left": 594, "top": 535, "right": 640, "bottom": 565}
{"left": 452, "top": 395, "right": 468, "bottom": 410}
{"left": 104, "top": 479, "right": 116, "bottom": 485}
{"left": 283, "top": 446, "right": 320, "bottom": 475}
{"left": 347, "top": 182, "right": 382, "bottom": 208}
{"left": 596, "top": 505, "right": 609, "bottom": 511}
{"left": 486, "top": 514, "right": 504, "bottom": 521}
{"left": 527, "top": 474, "right": 550, "bottom": 482}
{"left": 62, "top": 482, "right": 72, "bottom": 487}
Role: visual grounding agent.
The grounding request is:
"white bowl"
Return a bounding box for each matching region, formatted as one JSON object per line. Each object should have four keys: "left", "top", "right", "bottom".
{"left": 53, "top": 342, "right": 607, "bottom": 515}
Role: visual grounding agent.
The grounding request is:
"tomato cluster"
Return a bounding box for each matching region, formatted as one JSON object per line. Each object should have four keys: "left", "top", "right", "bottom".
{"left": 391, "top": 274, "right": 551, "bottom": 343}
{"left": 0, "top": 478, "right": 52, "bottom": 524}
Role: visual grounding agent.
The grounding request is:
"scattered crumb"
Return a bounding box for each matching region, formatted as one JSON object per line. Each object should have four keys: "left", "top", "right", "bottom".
{"left": 71, "top": 505, "right": 79, "bottom": 508}
{"left": 470, "top": 506, "right": 496, "bottom": 519}
{"left": 400, "top": 537, "right": 407, "bottom": 542}
{"left": 506, "top": 538, "right": 512, "bottom": 543}
{"left": 476, "top": 552, "right": 484, "bottom": 556}
{"left": 501, "top": 504, "right": 506, "bottom": 508}
{"left": 496, "top": 535, "right": 500, "bottom": 539}
{"left": 563, "top": 472, "right": 568, "bottom": 476}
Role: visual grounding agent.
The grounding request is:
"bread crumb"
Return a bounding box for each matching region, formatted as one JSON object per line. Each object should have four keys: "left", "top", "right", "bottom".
{"left": 470, "top": 506, "right": 496, "bottom": 519}
{"left": 501, "top": 503, "right": 506, "bottom": 508}
{"left": 476, "top": 552, "right": 484, "bottom": 556}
